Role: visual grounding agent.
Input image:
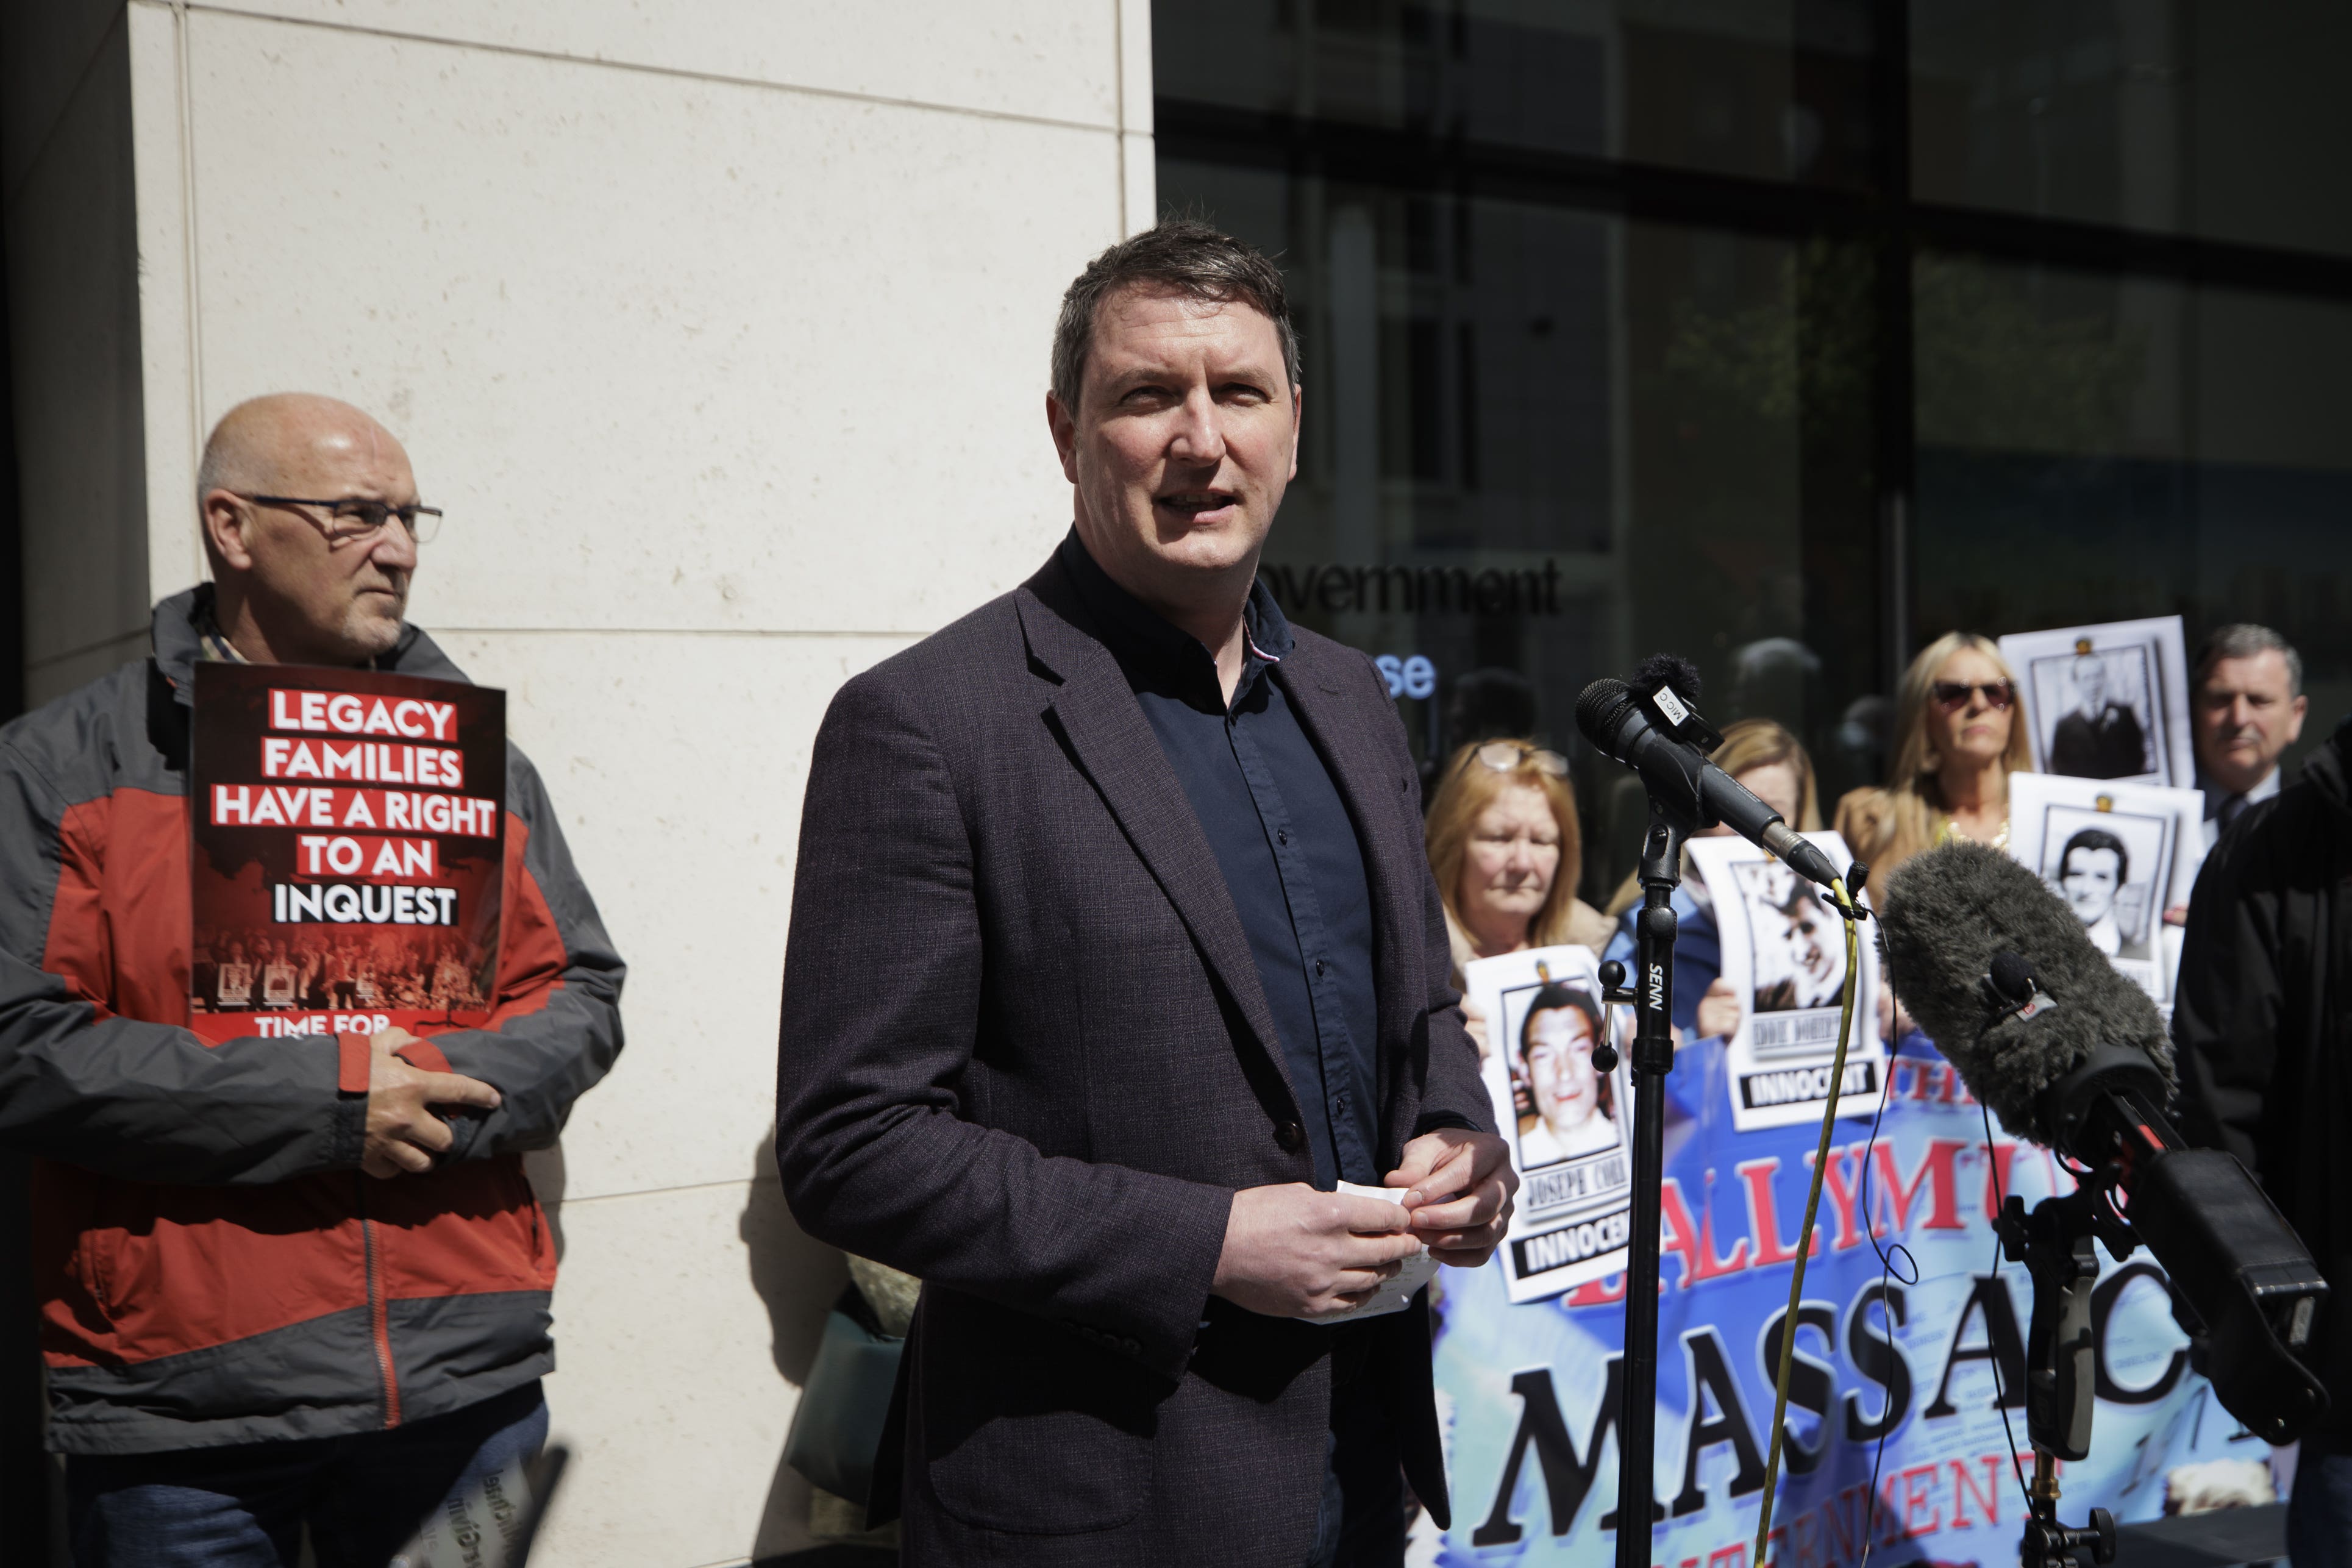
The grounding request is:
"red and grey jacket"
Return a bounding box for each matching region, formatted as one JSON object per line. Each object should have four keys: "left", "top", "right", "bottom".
{"left": 0, "top": 588, "right": 625, "bottom": 1453}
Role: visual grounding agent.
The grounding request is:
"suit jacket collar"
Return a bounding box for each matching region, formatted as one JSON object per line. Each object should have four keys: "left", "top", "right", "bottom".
{"left": 1266, "top": 637, "right": 1424, "bottom": 1157}
{"left": 1015, "top": 548, "right": 1301, "bottom": 1112}
{"left": 1016, "top": 543, "right": 1427, "bottom": 1155}
{"left": 1051, "top": 529, "right": 1295, "bottom": 692}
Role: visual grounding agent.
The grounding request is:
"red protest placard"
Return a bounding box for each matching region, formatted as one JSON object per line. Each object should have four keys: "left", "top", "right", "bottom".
{"left": 188, "top": 662, "right": 506, "bottom": 1045}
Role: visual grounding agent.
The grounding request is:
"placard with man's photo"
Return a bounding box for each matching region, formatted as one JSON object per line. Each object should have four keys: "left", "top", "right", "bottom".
{"left": 1463, "top": 944, "right": 1633, "bottom": 1304}
{"left": 2006, "top": 772, "right": 2205, "bottom": 1005}
{"left": 1690, "top": 831, "right": 1887, "bottom": 1134}
{"left": 2000, "top": 616, "right": 2194, "bottom": 787}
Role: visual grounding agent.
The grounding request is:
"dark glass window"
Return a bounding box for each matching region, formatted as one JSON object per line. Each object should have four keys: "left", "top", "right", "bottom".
{"left": 1911, "top": 0, "right": 2352, "bottom": 258}
{"left": 1158, "top": 1, "right": 2352, "bottom": 899}
{"left": 1914, "top": 259, "right": 2352, "bottom": 777}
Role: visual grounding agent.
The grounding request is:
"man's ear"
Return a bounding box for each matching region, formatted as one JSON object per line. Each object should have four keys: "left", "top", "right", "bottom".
{"left": 202, "top": 490, "right": 255, "bottom": 573}
{"left": 1288, "top": 383, "right": 1303, "bottom": 483}
{"left": 1046, "top": 388, "right": 1085, "bottom": 486}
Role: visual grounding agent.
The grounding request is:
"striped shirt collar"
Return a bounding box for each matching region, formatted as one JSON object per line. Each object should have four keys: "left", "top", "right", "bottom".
{"left": 194, "top": 602, "right": 250, "bottom": 665}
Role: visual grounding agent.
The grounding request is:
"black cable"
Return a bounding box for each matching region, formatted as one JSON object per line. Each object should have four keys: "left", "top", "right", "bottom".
{"left": 1980, "top": 1095, "right": 2034, "bottom": 1508}
{"left": 1755, "top": 887, "right": 1870, "bottom": 1562}
{"left": 1850, "top": 1046, "right": 1919, "bottom": 1568}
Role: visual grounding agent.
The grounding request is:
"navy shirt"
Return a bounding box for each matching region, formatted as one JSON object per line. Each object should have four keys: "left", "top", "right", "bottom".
{"left": 1061, "top": 532, "right": 1381, "bottom": 1189}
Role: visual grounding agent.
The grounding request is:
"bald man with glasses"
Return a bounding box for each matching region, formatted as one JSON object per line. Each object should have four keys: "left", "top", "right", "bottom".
{"left": 0, "top": 394, "right": 624, "bottom": 1566}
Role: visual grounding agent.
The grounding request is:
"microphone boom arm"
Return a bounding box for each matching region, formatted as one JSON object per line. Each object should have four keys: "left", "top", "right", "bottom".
{"left": 1990, "top": 1045, "right": 2329, "bottom": 1568}
{"left": 1995, "top": 1181, "right": 2120, "bottom": 1567}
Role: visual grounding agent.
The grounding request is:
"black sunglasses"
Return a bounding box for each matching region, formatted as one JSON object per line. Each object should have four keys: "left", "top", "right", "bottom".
{"left": 1929, "top": 679, "right": 2013, "bottom": 710}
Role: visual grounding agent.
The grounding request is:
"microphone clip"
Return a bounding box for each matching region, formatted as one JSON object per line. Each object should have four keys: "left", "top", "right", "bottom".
{"left": 1982, "top": 951, "right": 2059, "bottom": 1025}
{"left": 1635, "top": 680, "right": 1724, "bottom": 753}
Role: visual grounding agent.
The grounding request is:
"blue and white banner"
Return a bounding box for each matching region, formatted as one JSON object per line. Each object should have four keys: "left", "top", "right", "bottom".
{"left": 1431, "top": 1032, "right": 2260, "bottom": 1565}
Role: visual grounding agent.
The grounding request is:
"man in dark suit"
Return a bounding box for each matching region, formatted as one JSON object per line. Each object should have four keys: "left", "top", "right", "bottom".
{"left": 2048, "top": 652, "right": 2149, "bottom": 778}
{"left": 776, "top": 220, "right": 1514, "bottom": 1566}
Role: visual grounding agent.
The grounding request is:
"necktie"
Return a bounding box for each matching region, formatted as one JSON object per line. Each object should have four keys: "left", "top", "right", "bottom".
{"left": 2218, "top": 793, "right": 2250, "bottom": 832}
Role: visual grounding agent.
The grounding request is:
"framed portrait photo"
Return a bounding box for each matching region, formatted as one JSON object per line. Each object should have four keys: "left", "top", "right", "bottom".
{"left": 2000, "top": 616, "right": 2193, "bottom": 787}
{"left": 1690, "top": 831, "right": 1886, "bottom": 1133}
{"left": 2006, "top": 772, "right": 2206, "bottom": 1004}
{"left": 1463, "top": 944, "right": 1633, "bottom": 1304}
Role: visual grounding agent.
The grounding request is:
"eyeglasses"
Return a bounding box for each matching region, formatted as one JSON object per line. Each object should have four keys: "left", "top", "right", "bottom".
{"left": 1929, "top": 679, "right": 2014, "bottom": 711}
{"left": 1465, "top": 741, "right": 1569, "bottom": 778}
{"left": 238, "top": 494, "right": 443, "bottom": 544}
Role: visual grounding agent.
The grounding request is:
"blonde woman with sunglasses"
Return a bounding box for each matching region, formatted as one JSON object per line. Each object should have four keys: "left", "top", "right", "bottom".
{"left": 1423, "top": 739, "right": 1615, "bottom": 1056}
{"left": 1834, "top": 630, "right": 2035, "bottom": 911}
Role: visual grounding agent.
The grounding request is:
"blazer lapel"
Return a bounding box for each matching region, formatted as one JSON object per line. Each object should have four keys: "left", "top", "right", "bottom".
{"left": 1013, "top": 572, "right": 1301, "bottom": 1113}
{"left": 1272, "top": 643, "right": 1427, "bottom": 1148}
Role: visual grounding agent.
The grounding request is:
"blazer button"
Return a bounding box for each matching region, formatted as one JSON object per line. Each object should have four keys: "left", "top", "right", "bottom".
{"left": 1275, "top": 1121, "right": 1306, "bottom": 1153}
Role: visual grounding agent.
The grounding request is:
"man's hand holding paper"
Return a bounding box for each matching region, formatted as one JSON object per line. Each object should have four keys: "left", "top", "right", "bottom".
{"left": 1211, "top": 1184, "right": 1423, "bottom": 1320}
{"left": 1388, "top": 1127, "right": 1517, "bottom": 1266}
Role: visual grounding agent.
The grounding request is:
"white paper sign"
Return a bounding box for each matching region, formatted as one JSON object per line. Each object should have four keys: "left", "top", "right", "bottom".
{"left": 2005, "top": 772, "right": 2206, "bottom": 1005}
{"left": 1689, "top": 831, "right": 1886, "bottom": 1133}
{"left": 2001, "top": 616, "right": 2194, "bottom": 788}
{"left": 1463, "top": 944, "right": 1633, "bottom": 1303}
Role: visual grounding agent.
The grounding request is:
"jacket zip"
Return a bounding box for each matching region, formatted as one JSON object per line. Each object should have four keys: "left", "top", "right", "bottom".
{"left": 356, "top": 1177, "right": 402, "bottom": 1428}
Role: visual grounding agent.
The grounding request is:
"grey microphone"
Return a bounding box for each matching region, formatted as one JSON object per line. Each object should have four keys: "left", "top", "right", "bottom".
{"left": 1877, "top": 839, "right": 2173, "bottom": 1137}
{"left": 1878, "top": 840, "right": 2328, "bottom": 1444}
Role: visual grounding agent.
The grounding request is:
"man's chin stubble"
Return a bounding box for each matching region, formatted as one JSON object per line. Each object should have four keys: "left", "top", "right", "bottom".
{"left": 343, "top": 608, "right": 405, "bottom": 655}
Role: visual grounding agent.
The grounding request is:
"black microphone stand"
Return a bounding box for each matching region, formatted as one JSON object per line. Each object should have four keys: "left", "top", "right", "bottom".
{"left": 1995, "top": 1177, "right": 2123, "bottom": 1568}
{"left": 1597, "top": 797, "right": 1693, "bottom": 1567}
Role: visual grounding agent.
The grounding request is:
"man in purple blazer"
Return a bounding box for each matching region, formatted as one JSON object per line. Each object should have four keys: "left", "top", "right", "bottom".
{"left": 777, "top": 220, "right": 1514, "bottom": 1567}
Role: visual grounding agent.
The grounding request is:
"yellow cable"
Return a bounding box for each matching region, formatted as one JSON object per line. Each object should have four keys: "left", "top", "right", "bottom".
{"left": 1752, "top": 878, "right": 1863, "bottom": 1568}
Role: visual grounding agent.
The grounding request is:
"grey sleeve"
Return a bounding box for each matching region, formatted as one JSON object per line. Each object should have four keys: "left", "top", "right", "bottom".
{"left": 0, "top": 743, "right": 366, "bottom": 1183}
{"left": 425, "top": 747, "right": 627, "bottom": 1161}
{"left": 775, "top": 672, "right": 1231, "bottom": 1384}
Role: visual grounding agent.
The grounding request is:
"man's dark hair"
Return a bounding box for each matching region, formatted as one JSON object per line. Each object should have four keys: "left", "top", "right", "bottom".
{"left": 2195, "top": 623, "right": 2303, "bottom": 698}
{"left": 1517, "top": 983, "right": 1603, "bottom": 1063}
{"left": 2059, "top": 827, "right": 2129, "bottom": 887}
{"left": 1050, "top": 219, "right": 1300, "bottom": 411}
{"left": 1517, "top": 983, "right": 1613, "bottom": 1121}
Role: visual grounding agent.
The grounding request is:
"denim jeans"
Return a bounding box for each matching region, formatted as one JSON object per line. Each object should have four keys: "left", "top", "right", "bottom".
{"left": 2293, "top": 1436, "right": 2352, "bottom": 1568}
{"left": 68, "top": 1381, "right": 547, "bottom": 1568}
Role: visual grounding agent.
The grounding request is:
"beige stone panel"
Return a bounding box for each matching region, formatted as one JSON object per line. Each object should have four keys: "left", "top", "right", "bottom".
{"left": 429, "top": 628, "right": 911, "bottom": 1202}
{"left": 179, "top": 9, "right": 1103, "bottom": 636}
{"left": 1119, "top": 0, "right": 1154, "bottom": 135}
{"left": 126, "top": 0, "right": 209, "bottom": 600}
{"left": 534, "top": 1175, "right": 853, "bottom": 1567}
{"left": 189, "top": 0, "right": 1122, "bottom": 129}
{"left": 1122, "top": 130, "right": 1159, "bottom": 237}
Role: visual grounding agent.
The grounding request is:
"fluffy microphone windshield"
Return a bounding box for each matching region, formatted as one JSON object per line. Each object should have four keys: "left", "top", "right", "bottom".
{"left": 1878, "top": 840, "right": 2173, "bottom": 1139}
{"left": 1631, "top": 652, "right": 1703, "bottom": 705}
